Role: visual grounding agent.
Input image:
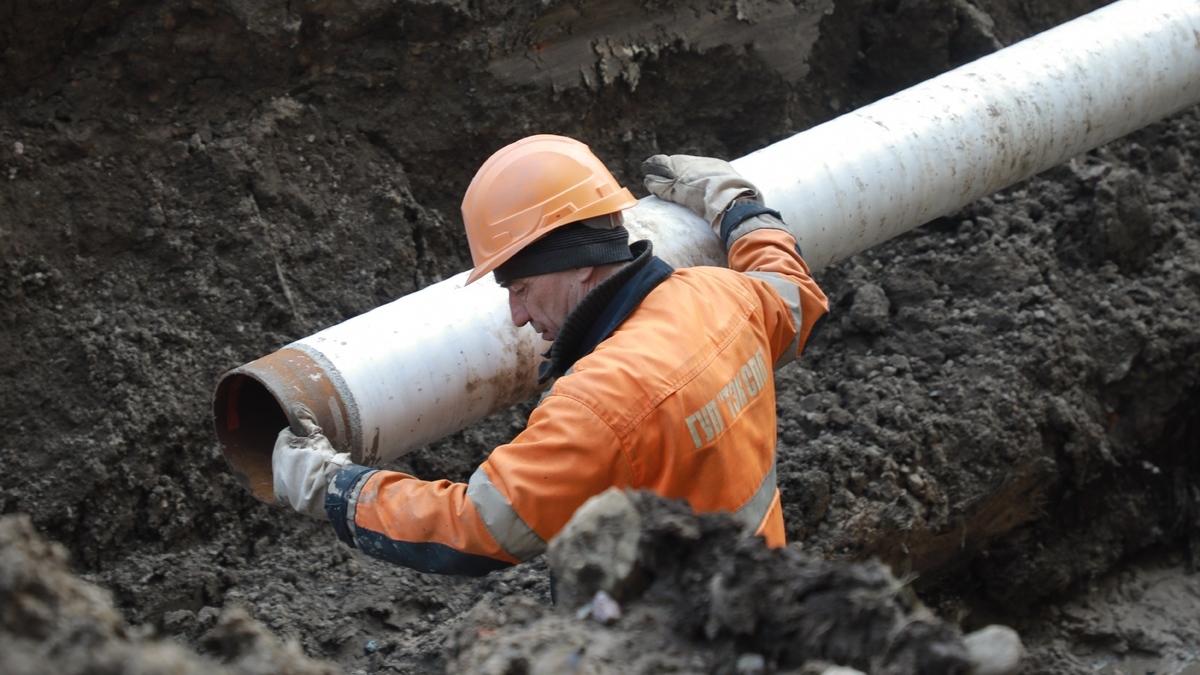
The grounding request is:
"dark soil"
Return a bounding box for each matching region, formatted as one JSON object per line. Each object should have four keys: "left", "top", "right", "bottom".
{"left": 3, "top": 0, "right": 1199, "bottom": 673}
{"left": 446, "top": 489, "right": 985, "bottom": 674}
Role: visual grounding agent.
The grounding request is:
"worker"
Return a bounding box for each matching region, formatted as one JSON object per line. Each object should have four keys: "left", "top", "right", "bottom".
{"left": 271, "top": 135, "right": 829, "bottom": 575}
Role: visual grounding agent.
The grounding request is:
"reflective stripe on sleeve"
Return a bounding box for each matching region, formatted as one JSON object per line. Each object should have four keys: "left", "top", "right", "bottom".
{"left": 732, "top": 461, "right": 778, "bottom": 534}
{"left": 466, "top": 467, "right": 547, "bottom": 562}
{"left": 744, "top": 270, "right": 803, "bottom": 369}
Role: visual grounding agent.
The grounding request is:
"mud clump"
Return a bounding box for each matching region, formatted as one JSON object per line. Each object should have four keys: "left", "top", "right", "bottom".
{"left": 0, "top": 514, "right": 338, "bottom": 675}
{"left": 449, "top": 489, "right": 1020, "bottom": 675}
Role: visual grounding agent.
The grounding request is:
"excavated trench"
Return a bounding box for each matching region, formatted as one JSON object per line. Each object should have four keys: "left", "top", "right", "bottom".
{"left": 2, "top": 0, "right": 1199, "bottom": 673}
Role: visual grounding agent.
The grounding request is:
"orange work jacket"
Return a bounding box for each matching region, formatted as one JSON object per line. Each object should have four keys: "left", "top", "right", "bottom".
{"left": 324, "top": 226, "right": 828, "bottom": 575}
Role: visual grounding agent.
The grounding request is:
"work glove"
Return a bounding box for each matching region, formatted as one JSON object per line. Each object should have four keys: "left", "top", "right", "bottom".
{"left": 273, "top": 404, "right": 352, "bottom": 519}
{"left": 641, "top": 154, "right": 761, "bottom": 231}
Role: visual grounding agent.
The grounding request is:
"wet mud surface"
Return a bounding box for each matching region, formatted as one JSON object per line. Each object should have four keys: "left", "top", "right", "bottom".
{"left": 2, "top": 0, "right": 1199, "bottom": 673}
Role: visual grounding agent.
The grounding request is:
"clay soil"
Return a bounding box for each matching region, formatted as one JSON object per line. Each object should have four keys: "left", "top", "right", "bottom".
{"left": 2, "top": 0, "right": 1199, "bottom": 673}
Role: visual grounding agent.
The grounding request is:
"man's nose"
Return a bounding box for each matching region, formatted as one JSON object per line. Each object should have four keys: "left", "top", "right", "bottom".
{"left": 508, "top": 292, "right": 530, "bottom": 327}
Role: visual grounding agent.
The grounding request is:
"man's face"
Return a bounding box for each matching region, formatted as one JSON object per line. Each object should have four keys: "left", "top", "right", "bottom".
{"left": 503, "top": 268, "right": 587, "bottom": 343}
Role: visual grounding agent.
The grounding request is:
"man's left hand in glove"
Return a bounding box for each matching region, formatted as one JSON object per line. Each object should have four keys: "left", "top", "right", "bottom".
{"left": 273, "top": 404, "right": 352, "bottom": 519}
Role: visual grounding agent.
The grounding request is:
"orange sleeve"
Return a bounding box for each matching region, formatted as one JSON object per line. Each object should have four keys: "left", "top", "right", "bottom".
{"left": 351, "top": 471, "right": 521, "bottom": 571}
{"left": 480, "top": 392, "right": 635, "bottom": 542}
{"left": 728, "top": 227, "right": 829, "bottom": 363}
{"left": 328, "top": 393, "right": 632, "bottom": 575}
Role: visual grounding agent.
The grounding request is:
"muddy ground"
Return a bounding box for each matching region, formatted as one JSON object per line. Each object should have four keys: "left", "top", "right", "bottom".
{"left": 2, "top": 0, "right": 1199, "bottom": 673}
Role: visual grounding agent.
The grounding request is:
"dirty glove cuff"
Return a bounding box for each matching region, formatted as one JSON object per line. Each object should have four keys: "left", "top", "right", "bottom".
{"left": 719, "top": 202, "right": 783, "bottom": 248}
{"left": 326, "top": 465, "right": 379, "bottom": 548}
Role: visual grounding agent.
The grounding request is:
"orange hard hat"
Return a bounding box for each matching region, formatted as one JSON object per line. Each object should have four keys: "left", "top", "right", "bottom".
{"left": 462, "top": 135, "right": 638, "bottom": 284}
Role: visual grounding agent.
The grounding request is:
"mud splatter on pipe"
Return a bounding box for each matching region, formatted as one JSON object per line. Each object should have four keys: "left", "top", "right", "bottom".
{"left": 214, "top": 0, "right": 1200, "bottom": 503}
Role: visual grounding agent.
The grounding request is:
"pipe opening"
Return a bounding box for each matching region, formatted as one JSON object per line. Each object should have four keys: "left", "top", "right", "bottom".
{"left": 213, "top": 372, "right": 288, "bottom": 503}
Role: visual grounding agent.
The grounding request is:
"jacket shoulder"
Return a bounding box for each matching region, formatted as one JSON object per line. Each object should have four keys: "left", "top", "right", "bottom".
{"left": 548, "top": 269, "right": 759, "bottom": 433}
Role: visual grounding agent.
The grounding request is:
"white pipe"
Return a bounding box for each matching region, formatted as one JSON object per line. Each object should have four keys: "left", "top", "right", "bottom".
{"left": 732, "top": 0, "right": 1200, "bottom": 271}
{"left": 214, "top": 0, "right": 1200, "bottom": 502}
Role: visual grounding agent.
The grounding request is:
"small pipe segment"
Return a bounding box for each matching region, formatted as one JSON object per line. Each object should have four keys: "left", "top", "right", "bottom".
{"left": 214, "top": 0, "right": 1200, "bottom": 502}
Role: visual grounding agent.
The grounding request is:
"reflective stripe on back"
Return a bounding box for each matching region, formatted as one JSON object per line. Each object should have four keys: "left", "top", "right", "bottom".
{"left": 732, "top": 460, "right": 778, "bottom": 533}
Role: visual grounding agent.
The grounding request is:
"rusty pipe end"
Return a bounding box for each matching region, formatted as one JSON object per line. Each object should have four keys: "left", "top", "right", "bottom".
{"left": 213, "top": 371, "right": 287, "bottom": 503}
{"left": 212, "top": 347, "right": 359, "bottom": 504}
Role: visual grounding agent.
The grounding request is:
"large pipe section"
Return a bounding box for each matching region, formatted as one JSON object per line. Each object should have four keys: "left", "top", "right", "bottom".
{"left": 731, "top": 0, "right": 1200, "bottom": 272}
{"left": 215, "top": 0, "right": 1200, "bottom": 503}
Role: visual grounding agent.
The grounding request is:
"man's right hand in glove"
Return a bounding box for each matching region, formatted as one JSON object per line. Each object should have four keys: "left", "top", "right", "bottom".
{"left": 273, "top": 405, "right": 352, "bottom": 519}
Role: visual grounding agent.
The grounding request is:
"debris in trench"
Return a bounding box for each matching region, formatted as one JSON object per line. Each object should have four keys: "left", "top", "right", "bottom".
{"left": 448, "top": 488, "right": 1022, "bottom": 674}
{"left": 577, "top": 590, "right": 623, "bottom": 624}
